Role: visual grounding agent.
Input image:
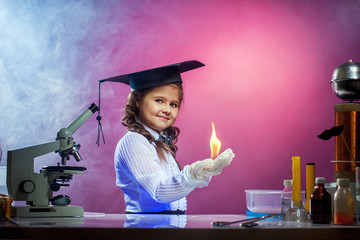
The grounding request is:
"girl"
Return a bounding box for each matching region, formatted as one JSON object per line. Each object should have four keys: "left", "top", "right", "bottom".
{"left": 110, "top": 60, "right": 235, "bottom": 214}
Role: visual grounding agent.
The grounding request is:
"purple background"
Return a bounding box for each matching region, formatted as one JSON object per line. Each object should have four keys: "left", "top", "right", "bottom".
{"left": 1, "top": 0, "right": 360, "bottom": 214}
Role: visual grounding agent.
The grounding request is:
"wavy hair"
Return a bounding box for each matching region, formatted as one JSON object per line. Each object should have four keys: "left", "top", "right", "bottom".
{"left": 121, "top": 83, "right": 183, "bottom": 167}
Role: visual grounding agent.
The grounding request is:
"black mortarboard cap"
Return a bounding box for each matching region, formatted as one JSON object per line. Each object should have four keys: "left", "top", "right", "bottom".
{"left": 96, "top": 60, "right": 205, "bottom": 145}
{"left": 317, "top": 125, "right": 344, "bottom": 140}
{"left": 99, "top": 60, "right": 205, "bottom": 90}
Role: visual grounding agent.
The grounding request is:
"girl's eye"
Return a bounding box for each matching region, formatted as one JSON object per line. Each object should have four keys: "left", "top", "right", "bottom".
{"left": 155, "top": 99, "right": 163, "bottom": 103}
{"left": 171, "top": 103, "right": 178, "bottom": 108}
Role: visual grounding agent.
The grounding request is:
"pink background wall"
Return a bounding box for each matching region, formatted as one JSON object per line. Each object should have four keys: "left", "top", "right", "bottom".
{"left": 1, "top": 0, "right": 360, "bottom": 214}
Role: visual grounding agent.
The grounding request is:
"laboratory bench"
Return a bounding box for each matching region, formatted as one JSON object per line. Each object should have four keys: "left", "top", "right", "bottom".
{"left": 1, "top": 213, "right": 360, "bottom": 240}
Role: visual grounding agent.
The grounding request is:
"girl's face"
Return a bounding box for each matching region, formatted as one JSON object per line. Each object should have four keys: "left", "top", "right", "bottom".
{"left": 138, "top": 84, "right": 180, "bottom": 132}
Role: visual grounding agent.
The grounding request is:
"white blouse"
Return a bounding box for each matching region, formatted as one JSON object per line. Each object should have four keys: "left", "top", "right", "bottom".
{"left": 114, "top": 125, "right": 211, "bottom": 213}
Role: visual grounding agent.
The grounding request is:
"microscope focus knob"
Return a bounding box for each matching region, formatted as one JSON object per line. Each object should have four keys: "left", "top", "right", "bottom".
{"left": 19, "top": 180, "right": 35, "bottom": 194}
{"left": 50, "top": 182, "right": 61, "bottom": 192}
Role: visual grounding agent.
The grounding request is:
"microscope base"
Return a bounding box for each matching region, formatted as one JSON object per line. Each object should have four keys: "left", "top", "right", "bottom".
{"left": 13, "top": 205, "right": 84, "bottom": 218}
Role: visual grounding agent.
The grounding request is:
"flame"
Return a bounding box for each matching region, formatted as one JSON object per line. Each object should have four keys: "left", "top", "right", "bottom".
{"left": 210, "top": 122, "right": 221, "bottom": 159}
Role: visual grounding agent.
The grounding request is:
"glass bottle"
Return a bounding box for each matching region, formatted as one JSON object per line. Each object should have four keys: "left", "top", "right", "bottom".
{"left": 310, "top": 177, "right": 331, "bottom": 224}
{"left": 334, "top": 178, "right": 354, "bottom": 225}
{"left": 356, "top": 167, "right": 360, "bottom": 224}
{"left": 281, "top": 179, "right": 292, "bottom": 216}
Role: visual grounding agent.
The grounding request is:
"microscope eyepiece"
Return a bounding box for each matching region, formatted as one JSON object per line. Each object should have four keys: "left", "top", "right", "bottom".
{"left": 67, "top": 103, "right": 99, "bottom": 134}
{"left": 88, "top": 103, "right": 99, "bottom": 113}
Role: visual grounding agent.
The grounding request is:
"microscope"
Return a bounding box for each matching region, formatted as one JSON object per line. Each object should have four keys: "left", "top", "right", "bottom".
{"left": 6, "top": 103, "right": 98, "bottom": 217}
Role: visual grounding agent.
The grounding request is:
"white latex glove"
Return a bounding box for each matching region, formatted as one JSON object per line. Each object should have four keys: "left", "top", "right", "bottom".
{"left": 187, "top": 148, "right": 235, "bottom": 182}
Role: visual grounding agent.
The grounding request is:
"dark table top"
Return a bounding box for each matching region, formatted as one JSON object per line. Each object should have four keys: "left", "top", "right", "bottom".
{"left": 1, "top": 213, "right": 360, "bottom": 240}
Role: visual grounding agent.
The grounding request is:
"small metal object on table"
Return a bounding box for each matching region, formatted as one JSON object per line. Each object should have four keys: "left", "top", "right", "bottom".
{"left": 211, "top": 213, "right": 282, "bottom": 227}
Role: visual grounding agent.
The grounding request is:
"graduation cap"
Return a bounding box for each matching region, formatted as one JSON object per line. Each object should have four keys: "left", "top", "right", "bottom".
{"left": 317, "top": 125, "right": 344, "bottom": 140}
{"left": 317, "top": 125, "right": 354, "bottom": 161}
{"left": 96, "top": 60, "right": 205, "bottom": 145}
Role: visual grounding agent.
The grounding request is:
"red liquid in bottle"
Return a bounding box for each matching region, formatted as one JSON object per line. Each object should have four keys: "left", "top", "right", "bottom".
{"left": 310, "top": 177, "right": 332, "bottom": 224}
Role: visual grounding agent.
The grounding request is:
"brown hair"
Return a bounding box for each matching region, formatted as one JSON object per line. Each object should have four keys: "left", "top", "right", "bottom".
{"left": 121, "top": 83, "right": 183, "bottom": 168}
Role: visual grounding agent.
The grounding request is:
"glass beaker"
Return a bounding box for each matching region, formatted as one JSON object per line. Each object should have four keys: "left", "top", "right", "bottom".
{"left": 284, "top": 200, "right": 309, "bottom": 223}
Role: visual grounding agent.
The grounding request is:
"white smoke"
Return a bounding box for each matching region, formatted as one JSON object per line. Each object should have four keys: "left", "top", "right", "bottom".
{"left": 0, "top": 0, "right": 104, "bottom": 167}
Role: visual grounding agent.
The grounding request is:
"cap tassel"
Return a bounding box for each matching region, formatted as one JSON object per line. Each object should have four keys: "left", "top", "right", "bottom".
{"left": 96, "top": 82, "right": 106, "bottom": 146}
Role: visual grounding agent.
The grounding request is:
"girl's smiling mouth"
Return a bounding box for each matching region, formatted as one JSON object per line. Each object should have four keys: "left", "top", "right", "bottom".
{"left": 157, "top": 115, "right": 170, "bottom": 121}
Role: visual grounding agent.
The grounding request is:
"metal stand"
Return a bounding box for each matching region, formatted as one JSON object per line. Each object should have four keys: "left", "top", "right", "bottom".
{"left": 13, "top": 205, "right": 84, "bottom": 218}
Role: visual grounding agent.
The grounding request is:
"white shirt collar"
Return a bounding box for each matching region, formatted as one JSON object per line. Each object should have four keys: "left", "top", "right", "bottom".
{"left": 141, "top": 123, "right": 161, "bottom": 140}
